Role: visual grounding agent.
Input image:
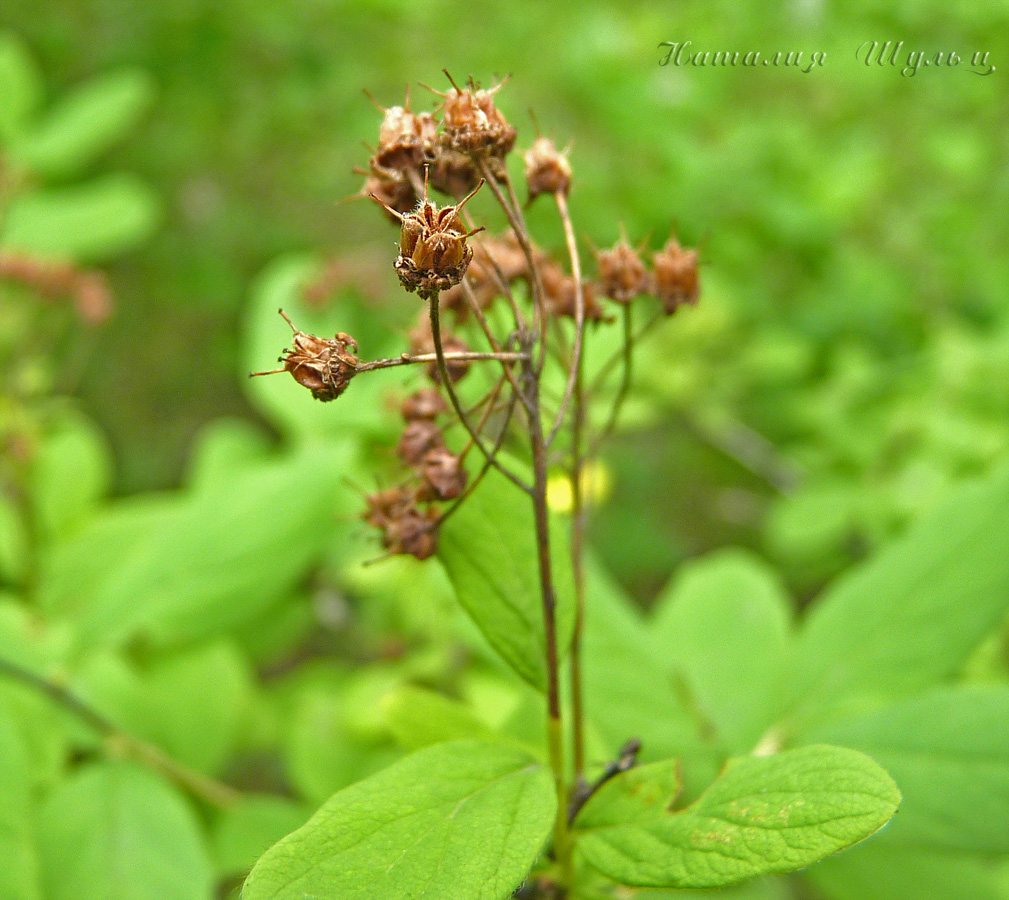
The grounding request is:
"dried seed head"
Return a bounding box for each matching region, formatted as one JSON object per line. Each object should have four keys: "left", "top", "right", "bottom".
{"left": 401, "top": 387, "right": 447, "bottom": 421}
{"left": 361, "top": 167, "right": 418, "bottom": 220}
{"left": 595, "top": 236, "right": 649, "bottom": 305}
{"left": 363, "top": 485, "right": 415, "bottom": 530}
{"left": 436, "top": 73, "right": 516, "bottom": 160}
{"left": 524, "top": 136, "right": 572, "bottom": 201}
{"left": 397, "top": 418, "right": 444, "bottom": 468}
{"left": 373, "top": 172, "right": 485, "bottom": 295}
{"left": 250, "top": 309, "right": 359, "bottom": 402}
{"left": 540, "top": 261, "right": 608, "bottom": 321}
{"left": 428, "top": 147, "right": 481, "bottom": 199}
{"left": 363, "top": 488, "right": 440, "bottom": 560}
{"left": 652, "top": 236, "right": 700, "bottom": 314}
{"left": 417, "top": 446, "right": 468, "bottom": 501}
{"left": 385, "top": 505, "right": 441, "bottom": 560}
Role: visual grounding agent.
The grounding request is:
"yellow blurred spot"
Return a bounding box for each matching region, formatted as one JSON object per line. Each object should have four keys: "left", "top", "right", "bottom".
{"left": 547, "top": 461, "right": 613, "bottom": 514}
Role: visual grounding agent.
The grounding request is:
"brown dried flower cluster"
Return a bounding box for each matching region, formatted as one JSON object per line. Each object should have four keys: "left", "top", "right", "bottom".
{"left": 250, "top": 310, "right": 359, "bottom": 402}
{"left": 374, "top": 176, "right": 484, "bottom": 297}
{"left": 257, "top": 73, "right": 702, "bottom": 568}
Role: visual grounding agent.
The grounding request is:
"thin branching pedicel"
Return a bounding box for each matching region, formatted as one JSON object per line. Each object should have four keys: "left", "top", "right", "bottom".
{"left": 252, "top": 73, "right": 701, "bottom": 897}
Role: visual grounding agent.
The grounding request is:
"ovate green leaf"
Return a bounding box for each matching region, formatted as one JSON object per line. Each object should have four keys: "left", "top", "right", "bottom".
{"left": 1, "top": 173, "right": 159, "bottom": 262}
{"left": 790, "top": 464, "right": 1009, "bottom": 728}
{"left": 10, "top": 69, "right": 153, "bottom": 177}
{"left": 579, "top": 745, "right": 899, "bottom": 889}
{"left": 243, "top": 741, "right": 555, "bottom": 900}
{"left": 37, "top": 761, "right": 213, "bottom": 900}
{"left": 649, "top": 549, "right": 793, "bottom": 754}
{"left": 0, "top": 705, "right": 43, "bottom": 900}
{"left": 438, "top": 470, "right": 574, "bottom": 692}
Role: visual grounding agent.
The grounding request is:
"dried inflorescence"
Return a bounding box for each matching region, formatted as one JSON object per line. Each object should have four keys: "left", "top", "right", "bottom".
{"left": 374, "top": 175, "right": 485, "bottom": 296}
{"left": 436, "top": 74, "right": 517, "bottom": 162}
{"left": 250, "top": 309, "right": 359, "bottom": 401}
{"left": 524, "top": 136, "right": 571, "bottom": 201}
{"left": 260, "top": 73, "right": 702, "bottom": 566}
{"left": 652, "top": 236, "right": 700, "bottom": 314}
{"left": 594, "top": 236, "right": 649, "bottom": 305}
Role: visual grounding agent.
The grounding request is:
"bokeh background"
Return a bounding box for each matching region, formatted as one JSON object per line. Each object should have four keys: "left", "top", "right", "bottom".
{"left": 3, "top": 0, "right": 1008, "bottom": 603}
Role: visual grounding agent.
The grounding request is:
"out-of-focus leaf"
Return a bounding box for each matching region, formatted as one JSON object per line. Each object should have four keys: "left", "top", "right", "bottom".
{"left": 0, "top": 494, "right": 29, "bottom": 585}
{"left": 0, "top": 31, "right": 41, "bottom": 143}
{"left": 810, "top": 685, "right": 1009, "bottom": 853}
{"left": 381, "top": 684, "right": 500, "bottom": 750}
{"left": 579, "top": 745, "right": 900, "bottom": 889}
{"left": 211, "top": 795, "right": 307, "bottom": 879}
{"left": 649, "top": 549, "right": 793, "bottom": 754}
{"left": 789, "top": 464, "right": 1009, "bottom": 729}
{"left": 1, "top": 173, "right": 159, "bottom": 262}
{"left": 807, "top": 844, "right": 1009, "bottom": 900}
{"left": 10, "top": 69, "right": 153, "bottom": 177}
{"left": 243, "top": 741, "right": 554, "bottom": 900}
{"left": 37, "top": 761, "right": 213, "bottom": 900}
{"left": 0, "top": 705, "right": 43, "bottom": 900}
{"left": 438, "top": 470, "right": 575, "bottom": 692}
{"left": 74, "top": 641, "right": 253, "bottom": 775}
{"left": 38, "top": 442, "right": 352, "bottom": 649}
{"left": 29, "top": 409, "right": 112, "bottom": 540}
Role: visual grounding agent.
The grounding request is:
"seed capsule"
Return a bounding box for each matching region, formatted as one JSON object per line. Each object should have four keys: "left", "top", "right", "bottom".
{"left": 250, "top": 309, "right": 359, "bottom": 402}
{"left": 524, "top": 136, "right": 572, "bottom": 201}
{"left": 652, "top": 236, "right": 700, "bottom": 314}
{"left": 595, "top": 236, "right": 649, "bottom": 305}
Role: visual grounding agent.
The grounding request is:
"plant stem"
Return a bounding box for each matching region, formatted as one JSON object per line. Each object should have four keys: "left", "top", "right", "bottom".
{"left": 0, "top": 656, "right": 241, "bottom": 809}
{"left": 426, "top": 291, "right": 532, "bottom": 494}
{"left": 526, "top": 380, "right": 573, "bottom": 890}
{"left": 589, "top": 302, "right": 634, "bottom": 455}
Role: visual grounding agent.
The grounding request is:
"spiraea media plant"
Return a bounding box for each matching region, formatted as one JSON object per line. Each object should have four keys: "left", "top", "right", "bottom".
{"left": 245, "top": 73, "right": 900, "bottom": 900}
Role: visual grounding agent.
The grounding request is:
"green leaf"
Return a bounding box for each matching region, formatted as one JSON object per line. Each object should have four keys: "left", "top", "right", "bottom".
{"left": 29, "top": 409, "right": 112, "bottom": 540}
{"left": 10, "top": 69, "right": 153, "bottom": 177}
{"left": 243, "top": 741, "right": 555, "bottom": 900}
{"left": 649, "top": 549, "right": 793, "bottom": 754}
{"left": 438, "top": 469, "right": 575, "bottom": 692}
{"left": 38, "top": 442, "right": 351, "bottom": 649}
{"left": 575, "top": 758, "right": 682, "bottom": 829}
{"left": 1, "top": 173, "right": 159, "bottom": 262}
{"left": 74, "top": 641, "right": 252, "bottom": 775}
{"left": 581, "top": 557, "right": 711, "bottom": 787}
{"left": 0, "top": 705, "right": 43, "bottom": 900}
{"left": 0, "top": 494, "right": 30, "bottom": 586}
{"left": 789, "top": 464, "right": 1009, "bottom": 728}
{"left": 0, "top": 31, "right": 42, "bottom": 144}
{"left": 37, "top": 761, "right": 213, "bottom": 900}
{"left": 578, "top": 745, "right": 900, "bottom": 889}
{"left": 211, "top": 795, "right": 306, "bottom": 879}
{"left": 381, "top": 684, "right": 501, "bottom": 750}
{"left": 810, "top": 684, "right": 1009, "bottom": 853}
{"left": 807, "top": 844, "right": 1009, "bottom": 900}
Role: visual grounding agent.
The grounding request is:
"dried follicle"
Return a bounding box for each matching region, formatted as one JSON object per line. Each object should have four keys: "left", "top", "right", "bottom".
{"left": 524, "top": 136, "right": 572, "bottom": 201}
{"left": 363, "top": 487, "right": 441, "bottom": 560}
{"left": 432, "top": 72, "right": 517, "bottom": 160}
{"left": 594, "top": 233, "right": 649, "bottom": 305}
{"left": 249, "top": 309, "right": 360, "bottom": 402}
{"left": 652, "top": 235, "right": 700, "bottom": 314}
{"left": 397, "top": 419, "right": 444, "bottom": 468}
{"left": 401, "top": 387, "right": 448, "bottom": 421}
{"left": 365, "top": 86, "right": 438, "bottom": 172}
{"left": 539, "top": 260, "right": 608, "bottom": 322}
{"left": 372, "top": 170, "right": 485, "bottom": 295}
{"left": 417, "top": 446, "right": 468, "bottom": 501}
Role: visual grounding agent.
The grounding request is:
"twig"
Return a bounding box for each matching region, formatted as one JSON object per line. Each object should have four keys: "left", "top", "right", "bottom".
{"left": 0, "top": 657, "right": 241, "bottom": 809}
